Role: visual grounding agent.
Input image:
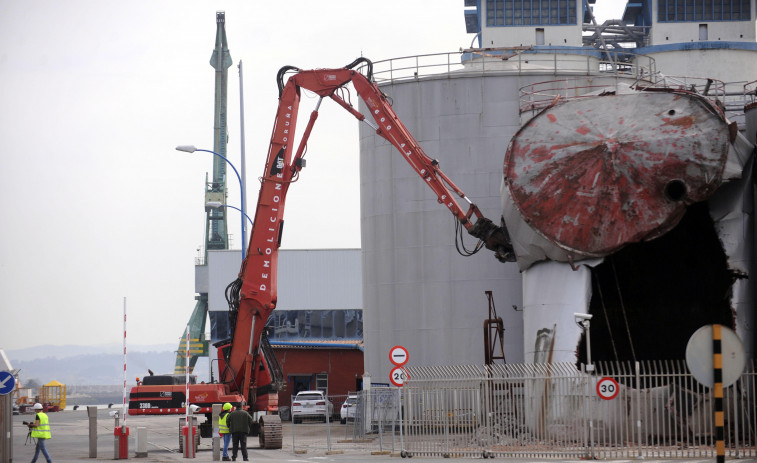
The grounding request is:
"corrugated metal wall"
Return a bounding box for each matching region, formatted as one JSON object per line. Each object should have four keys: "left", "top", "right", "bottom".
{"left": 207, "top": 248, "right": 362, "bottom": 312}
{"left": 359, "top": 73, "right": 526, "bottom": 383}
{"left": 277, "top": 249, "right": 363, "bottom": 310}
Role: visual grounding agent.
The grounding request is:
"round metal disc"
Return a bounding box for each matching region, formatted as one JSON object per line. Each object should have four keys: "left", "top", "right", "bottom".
{"left": 505, "top": 91, "right": 730, "bottom": 257}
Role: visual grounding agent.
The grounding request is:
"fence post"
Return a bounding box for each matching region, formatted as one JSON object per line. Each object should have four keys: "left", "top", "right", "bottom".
{"left": 326, "top": 397, "right": 331, "bottom": 452}
{"left": 291, "top": 394, "right": 296, "bottom": 453}
{"left": 398, "top": 388, "right": 404, "bottom": 454}
{"left": 636, "top": 361, "right": 642, "bottom": 459}
{"left": 378, "top": 391, "right": 384, "bottom": 452}
{"left": 732, "top": 381, "right": 739, "bottom": 457}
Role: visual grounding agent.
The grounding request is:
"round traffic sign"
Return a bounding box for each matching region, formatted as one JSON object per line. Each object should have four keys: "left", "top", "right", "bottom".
{"left": 389, "top": 345, "right": 409, "bottom": 366}
{"left": 389, "top": 366, "right": 408, "bottom": 387}
{"left": 0, "top": 371, "right": 16, "bottom": 395}
{"left": 596, "top": 377, "right": 619, "bottom": 400}
{"left": 685, "top": 324, "right": 746, "bottom": 388}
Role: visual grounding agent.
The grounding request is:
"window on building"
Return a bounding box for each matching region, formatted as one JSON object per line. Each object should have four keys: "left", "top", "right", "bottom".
{"left": 266, "top": 309, "right": 363, "bottom": 340}
{"left": 658, "top": 0, "right": 751, "bottom": 22}
{"left": 316, "top": 373, "right": 328, "bottom": 395}
{"left": 486, "top": 0, "right": 577, "bottom": 26}
{"left": 699, "top": 23, "right": 708, "bottom": 40}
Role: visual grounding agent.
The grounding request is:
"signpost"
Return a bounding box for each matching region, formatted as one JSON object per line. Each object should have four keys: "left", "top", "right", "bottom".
{"left": 387, "top": 345, "right": 409, "bottom": 454}
{"left": 1, "top": 370, "right": 16, "bottom": 463}
{"left": 686, "top": 324, "right": 746, "bottom": 463}
{"left": 596, "top": 377, "right": 619, "bottom": 400}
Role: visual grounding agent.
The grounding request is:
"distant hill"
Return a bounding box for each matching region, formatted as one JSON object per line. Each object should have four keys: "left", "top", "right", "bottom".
{"left": 6, "top": 344, "right": 210, "bottom": 386}
{"left": 6, "top": 343, "right": 176, "bottom": 361}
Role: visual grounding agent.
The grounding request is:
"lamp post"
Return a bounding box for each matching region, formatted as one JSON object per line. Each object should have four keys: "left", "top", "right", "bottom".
{"left": 176, "top": 145, "right": 247, "bottom": 259}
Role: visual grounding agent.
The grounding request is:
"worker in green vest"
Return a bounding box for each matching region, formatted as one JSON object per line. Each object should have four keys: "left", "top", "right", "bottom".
{"left": 28, "top": 403, "right": 52, "bottom": 463}
{"left": 219, "top": 403, "right": 232, "bottom": 461}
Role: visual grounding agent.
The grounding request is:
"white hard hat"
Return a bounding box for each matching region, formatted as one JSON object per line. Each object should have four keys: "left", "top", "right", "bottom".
{"left": 33, "top": 403, "right": 43, "bottom": 410}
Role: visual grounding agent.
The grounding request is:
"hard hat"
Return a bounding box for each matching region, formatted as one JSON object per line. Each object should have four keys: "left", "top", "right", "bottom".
{"left": 223, "top": 403, "right": 232, "bottom": 411}
{"left": 33, "top": 403, "right": 43, "bottom": 410}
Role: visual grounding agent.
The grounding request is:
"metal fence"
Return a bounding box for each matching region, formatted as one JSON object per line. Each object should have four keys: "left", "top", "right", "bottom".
{"left": 287, "top": 391, "right": 403, "bottom": 455}
{"left": 399, "top": 361, "right": 756, "bottom": 459}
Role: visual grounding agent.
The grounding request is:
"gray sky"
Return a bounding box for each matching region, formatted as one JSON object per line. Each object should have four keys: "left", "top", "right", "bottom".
{"left": 0, "top": 0, "right": 624, "bottom": 350}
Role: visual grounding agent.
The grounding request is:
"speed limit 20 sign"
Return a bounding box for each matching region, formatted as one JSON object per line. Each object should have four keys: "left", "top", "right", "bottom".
{"left": 596, "top": 377, "right": 620, "bottom": 400}
{"left": 390, "top": 366, "right": 408, "bottom": 387}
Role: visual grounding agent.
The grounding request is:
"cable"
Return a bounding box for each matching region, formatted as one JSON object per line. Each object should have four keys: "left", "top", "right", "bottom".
{"left": 225, "top": 278, "right": 242, "bottom": 341}
{"left": 611, "top": 257, "right": 637, "bottom": 363}
{"left": 592, "top": 268, "right": 620, "bottom": 362}
{"left": 454, "top": 217, "right": 484, "bottom": 257}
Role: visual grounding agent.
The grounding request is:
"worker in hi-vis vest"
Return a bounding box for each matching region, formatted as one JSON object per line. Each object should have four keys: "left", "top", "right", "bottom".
{"left": 29, "top": 403, "right": 53, "bottom": 463}
{"left": 219, "top": 402, "right": 232, "bottom": 461}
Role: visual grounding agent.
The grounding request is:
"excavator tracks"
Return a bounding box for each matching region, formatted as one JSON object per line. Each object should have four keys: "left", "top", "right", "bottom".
{"left": 258, "top": 415, "right": 282, "bottom": 449}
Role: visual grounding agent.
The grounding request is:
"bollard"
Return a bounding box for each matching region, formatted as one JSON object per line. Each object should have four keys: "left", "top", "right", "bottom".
{"left": 135, "top": 427, "right": 147, "bottom": 458}
{"left": 182, "top": 425, "right": 196, "bottom": 458}
{"left": 87, "top": 406, "right": 97, "bottom": 458}
{"left": 211, "top": 403, "right": 221, "bottom": 461}
{"left": 114, "top": 426, "right": 129, "bottom": 459}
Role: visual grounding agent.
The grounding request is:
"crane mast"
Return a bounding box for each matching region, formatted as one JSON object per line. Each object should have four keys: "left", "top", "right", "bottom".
{"left": 173, "top": 11, "right": 233, "bottom": 375}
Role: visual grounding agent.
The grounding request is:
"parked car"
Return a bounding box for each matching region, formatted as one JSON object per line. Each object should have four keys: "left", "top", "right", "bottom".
{"left": 291, "top": 390, "right": 333, "bottom": 423}
{"left": 340, "top": 394, "right": 357, "bottom": 424}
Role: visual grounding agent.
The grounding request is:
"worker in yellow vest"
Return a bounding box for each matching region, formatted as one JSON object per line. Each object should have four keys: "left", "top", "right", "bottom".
{"left": 29, "top": 403, "right": 52, "bottom": 463}
{"left": 219, "top": 403, "right": 232, "bottom": 461}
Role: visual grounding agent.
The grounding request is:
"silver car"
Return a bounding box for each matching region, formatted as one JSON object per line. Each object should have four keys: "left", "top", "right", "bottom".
{"left": 291, "top": 390, "right": 333, "bottom": 423}
{"left": 340, "top": 394, "right": 357, "bottom": 424}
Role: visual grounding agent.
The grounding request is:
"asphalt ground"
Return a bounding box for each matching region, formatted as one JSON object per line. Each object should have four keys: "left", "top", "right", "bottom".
{"left": 8, "top": 409, "right": 757, "bottom": 463}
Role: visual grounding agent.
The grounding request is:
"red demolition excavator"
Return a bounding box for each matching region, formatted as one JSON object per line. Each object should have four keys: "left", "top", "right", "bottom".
{"left": 128, "top": 57, "right": 512, "bottom": 449}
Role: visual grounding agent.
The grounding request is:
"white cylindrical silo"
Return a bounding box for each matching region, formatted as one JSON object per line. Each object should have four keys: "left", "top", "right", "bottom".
{"left": 358, "top": 52, "right": 645, "bottom": 381}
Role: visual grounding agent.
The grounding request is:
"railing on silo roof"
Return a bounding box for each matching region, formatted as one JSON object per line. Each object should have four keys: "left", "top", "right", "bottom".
{"left": 368, "top": 48, "right": 657, "bottom": 86}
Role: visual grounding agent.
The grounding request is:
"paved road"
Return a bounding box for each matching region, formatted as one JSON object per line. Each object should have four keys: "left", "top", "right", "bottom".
{"left": 9, "top": 409, "right": 757, "bottom": 463}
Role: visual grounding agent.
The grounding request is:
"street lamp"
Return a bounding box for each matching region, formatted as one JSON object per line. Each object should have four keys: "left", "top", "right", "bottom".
{"left": 176, "top": 145, "right": 247, "bottom": 259}
{"left": 206, "top": 201, "right": 253, "bottom": 227}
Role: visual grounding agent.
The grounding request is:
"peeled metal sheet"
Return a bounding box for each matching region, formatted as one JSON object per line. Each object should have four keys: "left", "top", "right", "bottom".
{"left": 504, "top": 91, "right": 731, "bottom": 260}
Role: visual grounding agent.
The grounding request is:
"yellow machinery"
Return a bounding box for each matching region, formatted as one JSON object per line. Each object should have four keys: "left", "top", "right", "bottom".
{"left": 39, "top": 380, "right": 66, "bottom": 410}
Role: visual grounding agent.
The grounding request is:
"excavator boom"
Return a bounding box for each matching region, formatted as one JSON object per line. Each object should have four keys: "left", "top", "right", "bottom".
{"left": 130, "top": 58, "right": 512, "bottom": 451}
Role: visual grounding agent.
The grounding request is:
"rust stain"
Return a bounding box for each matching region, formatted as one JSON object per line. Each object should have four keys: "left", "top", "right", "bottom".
{"left": 662, "top": 115, "right": 696, "bottom": 129}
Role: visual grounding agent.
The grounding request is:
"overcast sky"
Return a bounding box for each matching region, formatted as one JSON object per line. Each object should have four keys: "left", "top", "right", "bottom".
{"left": 0, "top": 0, "right": 624, "bottom": 351}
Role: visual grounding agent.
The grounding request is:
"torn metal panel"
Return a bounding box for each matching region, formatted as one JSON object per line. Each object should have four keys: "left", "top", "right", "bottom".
{"left": 504, "top": 91, "right": 737, "bottom": 270}
{"left": 522, "top": 259, "right": 600, "bottom": 364}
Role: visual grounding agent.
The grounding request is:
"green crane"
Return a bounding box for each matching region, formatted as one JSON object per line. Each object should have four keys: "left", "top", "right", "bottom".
{"left": 174, "top": 11, "right": 233, "bottom": 375}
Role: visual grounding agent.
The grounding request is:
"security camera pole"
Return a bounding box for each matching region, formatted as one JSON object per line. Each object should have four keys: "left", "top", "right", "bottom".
{"left": 574, "top": 313, "right": 594, "bottom": 459}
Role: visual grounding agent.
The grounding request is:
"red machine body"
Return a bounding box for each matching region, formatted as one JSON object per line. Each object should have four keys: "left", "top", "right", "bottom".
{"left": 128, "top": 58, "right": 511, "bottom": 448}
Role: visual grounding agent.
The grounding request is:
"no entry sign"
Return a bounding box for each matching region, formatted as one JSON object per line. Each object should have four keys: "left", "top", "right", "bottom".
{"left": 389, "top": 345, "right": 409, "bottom": 366}
{"left": 596, "top": 377, "right": 620, "bottom": 400}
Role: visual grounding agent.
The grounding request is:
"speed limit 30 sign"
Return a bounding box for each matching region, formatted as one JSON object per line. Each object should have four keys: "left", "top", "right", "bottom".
{"left": 596, "top": 377, "right": 620, "bottom": 400}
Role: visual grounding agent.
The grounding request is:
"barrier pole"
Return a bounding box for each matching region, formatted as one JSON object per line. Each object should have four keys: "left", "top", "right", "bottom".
{"left": 713, "top": 324, "right": 725, "bottom": 463}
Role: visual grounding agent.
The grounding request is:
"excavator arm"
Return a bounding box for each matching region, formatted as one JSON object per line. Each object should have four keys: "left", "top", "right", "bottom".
{"left": 222, "top": 57, "right": 514, "bottom": 409}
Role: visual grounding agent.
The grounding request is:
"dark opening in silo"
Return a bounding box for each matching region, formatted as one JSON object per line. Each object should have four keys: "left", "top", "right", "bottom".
{"left": 576, "top": 202, "right": 737, "bottom": 368}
